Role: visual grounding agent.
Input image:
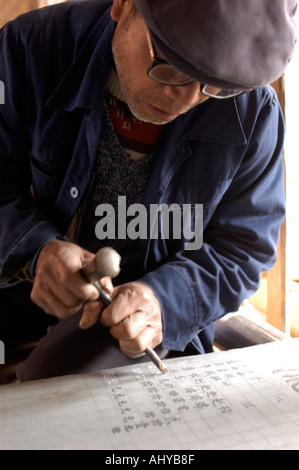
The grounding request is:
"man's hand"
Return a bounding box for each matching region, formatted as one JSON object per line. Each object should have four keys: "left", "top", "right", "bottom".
{"left": 31, "top": 239, "right": 163, "bottom": 356}
{"left": 80, "top": 282, "right": 163, "bottom": 358}
{"left": 31, "top": 239, "right": 100, "bottom": 319}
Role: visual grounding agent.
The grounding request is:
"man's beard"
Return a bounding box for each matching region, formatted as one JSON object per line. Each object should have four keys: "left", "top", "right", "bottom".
{"left": 112, "top": 29, "right": 194, "bottom": 125}
{"left": 113, "top": 59, "right": 181, "bottom": 124}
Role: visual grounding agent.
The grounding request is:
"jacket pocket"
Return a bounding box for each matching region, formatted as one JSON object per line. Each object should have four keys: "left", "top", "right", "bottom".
{"left": 30, "top": 155, "right": 65, "bottom": 205}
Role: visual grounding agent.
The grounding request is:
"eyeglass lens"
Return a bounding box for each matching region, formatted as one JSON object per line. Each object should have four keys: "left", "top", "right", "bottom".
{"left": 202, "top": 84, "right": 243, "bottom": 99}
{"left": 149, "top": 64, "right": 193, "bottom": 86}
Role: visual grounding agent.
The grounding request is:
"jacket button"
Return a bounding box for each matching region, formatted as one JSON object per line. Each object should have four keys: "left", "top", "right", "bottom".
{"left": 70, "top": 186, "right": 79, "bottom": 199}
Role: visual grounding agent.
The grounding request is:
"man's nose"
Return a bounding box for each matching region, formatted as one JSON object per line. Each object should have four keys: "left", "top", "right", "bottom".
{"left": 162, "top": 82, "right": 203, "bottom": 107}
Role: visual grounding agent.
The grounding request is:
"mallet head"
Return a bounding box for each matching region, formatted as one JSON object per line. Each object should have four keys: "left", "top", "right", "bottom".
{"left": 82, "top": 247, "right": 121, "bottom": 284}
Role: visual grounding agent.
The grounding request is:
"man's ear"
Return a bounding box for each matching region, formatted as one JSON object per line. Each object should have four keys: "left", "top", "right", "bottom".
{"left": 111, "top": 0, "right": 132, "bottom": 21}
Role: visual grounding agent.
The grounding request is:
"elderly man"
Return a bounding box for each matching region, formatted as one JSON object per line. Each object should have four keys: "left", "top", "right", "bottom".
{"left": 0, "top": 0, "right": 297, "bottom": 381}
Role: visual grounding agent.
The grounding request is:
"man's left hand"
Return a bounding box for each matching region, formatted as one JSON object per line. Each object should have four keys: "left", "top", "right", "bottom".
{"left": 79, "top": 281, "right": 163, "bottom": 357}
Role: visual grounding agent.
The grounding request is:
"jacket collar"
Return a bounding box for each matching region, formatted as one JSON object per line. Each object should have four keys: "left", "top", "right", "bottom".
{"left": 183, "top": 96, "right": 247, "bottom": 146}
{"left": 46, "top": 8, "right": 115, "bottom": 111}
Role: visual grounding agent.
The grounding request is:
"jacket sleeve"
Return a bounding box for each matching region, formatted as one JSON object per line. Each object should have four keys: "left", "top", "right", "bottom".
{"left": 0, "top": 23, "right": 63, "bottom": 284}
{"left": 140, "top": 89, "right": 286, "bottom": 352}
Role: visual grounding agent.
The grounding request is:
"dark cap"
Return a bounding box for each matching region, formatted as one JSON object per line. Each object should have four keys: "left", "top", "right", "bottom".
{"left": 135, "top": 0, "right": 298, "bottom": 91}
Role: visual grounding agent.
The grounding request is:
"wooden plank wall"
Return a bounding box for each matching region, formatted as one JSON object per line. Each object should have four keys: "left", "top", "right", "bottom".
{"left": 267, "top": 78, "right": 288, "bottom": 333}
{"left": 0, "top": 0, "right": 33, "bottom": 27}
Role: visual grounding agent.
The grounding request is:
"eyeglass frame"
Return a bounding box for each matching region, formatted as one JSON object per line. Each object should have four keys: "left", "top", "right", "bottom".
{"left": 146, "top": 31, "right": 246, "bottom": 100}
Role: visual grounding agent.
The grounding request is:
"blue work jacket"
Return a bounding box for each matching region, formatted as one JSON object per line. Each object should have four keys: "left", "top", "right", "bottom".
{"left": 0, "top": 1, "right": 286, "bottom": 353}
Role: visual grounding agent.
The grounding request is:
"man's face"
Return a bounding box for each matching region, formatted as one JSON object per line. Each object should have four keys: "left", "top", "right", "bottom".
{"left": 111, "top": 2, "right": 210, "bottom": 125}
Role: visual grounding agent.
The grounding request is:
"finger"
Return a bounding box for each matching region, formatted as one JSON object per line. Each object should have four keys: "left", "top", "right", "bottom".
{"left": 79, "top": 299, "right": 106, "bottom": 329}
{"left": 99, "top": 289, "right": 135, "bottom": 327}
{"left": 100, "top": 282, "right": 161, "bottom": 327}
{"left": 109, "top": 311, "right": 148, "bottom": 341}
{"left": 98, "top": 276, "right": 114, "bottom": 295}
{"left": 32, "top": 267, "right": 99, "bottom": 312}
{"left": 31, "top": 286, "right": 82, "bottom": 319}
{"left": 99, "top": 282, "right": 146, "bottom": 327}
{"left": 79, "top": 277, "right": 114, "bottom": 329}
{"left": 119, "top": 325, "right": 162, "bottom": 359}
{"left": 58, "top": 272, "right": 100, "bottom": 303}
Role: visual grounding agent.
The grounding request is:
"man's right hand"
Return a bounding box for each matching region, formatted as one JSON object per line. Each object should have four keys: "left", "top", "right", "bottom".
{"left": 30, "top": 239, "right": 100, "bottom": 319}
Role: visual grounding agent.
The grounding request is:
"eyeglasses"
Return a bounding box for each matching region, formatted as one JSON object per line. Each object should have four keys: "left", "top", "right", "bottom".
{"left": 146, "top": 32, "right": 245, "bottom": 100}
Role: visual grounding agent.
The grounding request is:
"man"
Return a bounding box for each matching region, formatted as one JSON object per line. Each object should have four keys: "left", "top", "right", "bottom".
{"left": 0, "top": 0, "right": 297, "bottom": 381}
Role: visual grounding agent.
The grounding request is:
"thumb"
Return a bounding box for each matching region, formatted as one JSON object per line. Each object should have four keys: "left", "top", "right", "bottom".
{"left": 79, "top": 300, "right": 103, "bottom": 329}
{"left": 99, "top": 276, "right": 114, "bottom": 296}
{"left": 79, "top": 277, "right": 114, "bottom": 329}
